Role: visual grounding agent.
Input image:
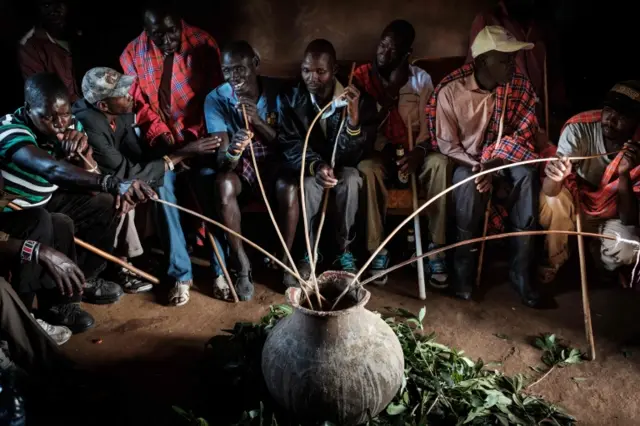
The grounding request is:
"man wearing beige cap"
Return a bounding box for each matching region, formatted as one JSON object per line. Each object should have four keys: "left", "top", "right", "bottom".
{"left": 74, "top": 67, "right": 223, "bottom": 299}
{"left": 405, "top": 25, "right": 550, "bottom": 308}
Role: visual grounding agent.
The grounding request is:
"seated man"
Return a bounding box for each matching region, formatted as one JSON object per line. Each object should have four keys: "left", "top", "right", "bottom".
{"left": 18, "top": 0, "right": 81, "bottom": 102}
{"left": 0, "top": 72, "right": 155, "bottom": 327}
{"left": 540, "top": 81, "right": 640, "bottom": 281}
{"left": 120, "top": 3, "right": 223, "bottom": 306}
{"left": 74, "top": 67, "right": 223, "bottom": 294}
{"left": 1, "top": 191, "right": 88, "bottom": 335}
{"left": 354, "top": 19, "right": 450, "bottom": 287}
{"left": 205, "top": 41, "right": 299, "bottom": 297}
{"left": 411, "top": 26, "right": 545, "bottom": 308}
{"left": 279, "top": 39, "right": 377, "bottom": 276}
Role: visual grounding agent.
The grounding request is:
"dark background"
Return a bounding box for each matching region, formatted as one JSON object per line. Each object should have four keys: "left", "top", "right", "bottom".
{"left": 0, "top": 0, "right": 636, "bottom": 123}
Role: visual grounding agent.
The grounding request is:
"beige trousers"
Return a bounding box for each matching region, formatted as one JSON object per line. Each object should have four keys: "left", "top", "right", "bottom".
{"left": 539, "top": 187, "right": 640, "bottom": 271}
{"left": 357, "top": 152, "right": 451, "bottom": 254}
{"left": 114, "top": 210, "right": 144, "bottom": 258}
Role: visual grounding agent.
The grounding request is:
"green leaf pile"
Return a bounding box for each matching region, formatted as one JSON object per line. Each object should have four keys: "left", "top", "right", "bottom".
{"left": 182, "top": 305, "right": 577, "bottom": 425}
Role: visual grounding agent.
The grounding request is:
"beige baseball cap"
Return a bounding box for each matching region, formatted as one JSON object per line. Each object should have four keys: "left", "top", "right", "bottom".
{"left": 470, "top": 25, "right": 534, "bottom": 59}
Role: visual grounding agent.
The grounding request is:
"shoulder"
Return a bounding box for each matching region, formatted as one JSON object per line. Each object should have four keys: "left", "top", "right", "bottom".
{"left": 206, "top": 83, "right": 233, "bottom": 105}
{"left": 353, "top": 63, "right": 372, "bottom": 79}
{"left": 18, "top": 27, "right": 38, "bottom": 47}
{"left": 0, "top": 111, "right": 37, "bottom": 153}
{"left": 72, "top": 100, "right": 107, "bottom": 132}
{"left": 409, "top": 65, "right": 433, "bottom": 91}
{"left": 182, "top": 22, "right": 216, "bottom": 46}
{"left": 121, "top": 32, "right": 146, "bottom": 58}
{"left": 279, "top": 82, "right": 307, "bottom": 108}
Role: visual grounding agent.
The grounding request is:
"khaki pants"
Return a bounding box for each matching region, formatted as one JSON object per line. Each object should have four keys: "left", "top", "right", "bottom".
{"left": 539, "top": 187, "right": 640, "bottom": 271}
{"left": 357, "top": 152, "right": 451, "bottom": 254}
{"left": 114, "top": 210, "right": 143, "bottom": 258}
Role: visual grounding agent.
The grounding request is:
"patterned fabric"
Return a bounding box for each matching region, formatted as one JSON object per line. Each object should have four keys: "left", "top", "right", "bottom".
{"left": 354, "top": 63, "right": 408, "bottom": 148}
{"left": 120, "top": 21, "right": 222, "bottom": 144}
{"left": 0, "top": 108, "right": 83, "bottom": 208}
{"left": 426, "top": 63, "right": 539, "bottom": 234}
{"left": 426, "top": 63, "right": 539, "bottom": 163}
{"left": 204, "top": 78, "right": 282, "bottom": 187}
{"left": 554, "top": 110, "right": 640, "bottom": 219}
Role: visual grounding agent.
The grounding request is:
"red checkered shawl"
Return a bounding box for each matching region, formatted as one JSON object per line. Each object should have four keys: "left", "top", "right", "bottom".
{"left": 426, "top": 63, "right": 539, "bottom": 233}
{"left": 555, "top": 110, "right": 640, "bottom": 219}
{"left": 353, "top": 63, "right": 409, "bottom": 148}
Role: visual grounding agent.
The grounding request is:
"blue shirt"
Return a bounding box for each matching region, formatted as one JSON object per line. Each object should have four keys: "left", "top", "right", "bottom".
{"left": 204, "top": 76, "right": 282, "bottom": 138}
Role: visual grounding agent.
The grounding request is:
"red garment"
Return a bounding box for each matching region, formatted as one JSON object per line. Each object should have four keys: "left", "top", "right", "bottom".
{"left": 426, "top": 63, "right": 539, "bottom": 164}
{"left": 556, "top": 110, "right": 640, "bottom": 219}
{"left": 353, "top": 63, "right": 409, "bottom": 148}
{"left": 18, "top": 28, "right": 80, "bottom": 102}
{"left": 426, "top": 63, "right": 539, "bottom": 234}
{"left": 120, "top": 21, "right": 222, "bottom": 144}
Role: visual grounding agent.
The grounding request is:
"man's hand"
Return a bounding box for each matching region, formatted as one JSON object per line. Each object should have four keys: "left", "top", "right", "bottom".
{"left": 618, "top": 142, "right": 640, "bottom": 176}
{"left": 472, "top": 163, "right": 492, "bottom": 193}
{"left": 57, "top": 130, "right": 89, "bottom": 160}
{"left": 39, "top": 245, "right": 85, "bottom": 297}
{"left": 178, "top": 136, "right": 222, "bottom": 156}
{"left": 236, "top": 97, "right": 262, "bottom": 125}
{"left": 345, "top": 85, "right": 361, "bottom": 127}
{"left": 114, "top": 180, "right": 157, "bottom": 215}
{"left": 315, "top": 164, "right": 338, "bottom": 189}
{"left": 397, "top": 148, "right": 425, "bottom": 175}
{"left": 229, "top": 129, "right": 254, "bottom": 155}
{"left": 544, "top": 156, "right": 572, "bottom": 183}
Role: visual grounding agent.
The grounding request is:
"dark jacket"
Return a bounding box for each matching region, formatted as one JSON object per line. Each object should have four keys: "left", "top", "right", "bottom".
{"left": 277, "top": 79, "right": 377, "bottom": 174}
{"left": 72, "top": 99, "right": 165, "bottom": 186}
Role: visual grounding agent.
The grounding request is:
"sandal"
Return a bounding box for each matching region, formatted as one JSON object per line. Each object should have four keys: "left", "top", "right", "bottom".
{"left": 168, "top": 281, "right": 192, "bottom": 307}
{"left": 213, "top": 275, "right": 231, "bottom": 300}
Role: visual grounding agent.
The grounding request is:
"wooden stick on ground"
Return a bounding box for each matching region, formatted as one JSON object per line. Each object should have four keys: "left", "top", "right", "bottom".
{"left": 186, "top": 185, "right": 239, "bottom": 303}
{"left": 312, "top": 63, "right": 357, "bottom": 273}
{"left": 7, "top": 201, "right": 160, "bottom": 285}
{"left": 240, "top": 104, "right": 312, "bottom": 306}
{"left": 575, "top": 204, "right": 596, "bottom": 361}
{"left": 475, "top": 199, "right": 491, "bottom": 288}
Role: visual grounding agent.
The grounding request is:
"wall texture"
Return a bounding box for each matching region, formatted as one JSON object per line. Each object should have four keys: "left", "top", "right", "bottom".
{"left": 213, "top": 0, "right": 491, "bottom": 67}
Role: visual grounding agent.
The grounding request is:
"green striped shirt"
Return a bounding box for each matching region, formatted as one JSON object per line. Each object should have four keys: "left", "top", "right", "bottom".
{"left": 0, "top": 108, "right": 83, "bottom": 208}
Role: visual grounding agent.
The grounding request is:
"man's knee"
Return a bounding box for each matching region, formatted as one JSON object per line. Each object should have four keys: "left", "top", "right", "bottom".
{"left": 92, "top": 193, "right": 116, "bottom": 212}
{"left": 215, "top": 172, "right": 240, "bottom": 205}
{"left": 539, "top": 189, "right": 574, "bottom": 230}
{"left": 602, "top": 221, "right": 640, "bottom": 268}
{"left": 50, "top": 213, "right": 75, "bottom": 235}
{"left": 275, "top": 178, "right": 299, "bottom": 208}
{"left": 340, "top": 167, "right": 362, "bottom": 189}
{"left": 357, "top": 158, "right": 383, "bottom": 179}
{"left": 424, "top": 152, "right": 450, "bottom": 173}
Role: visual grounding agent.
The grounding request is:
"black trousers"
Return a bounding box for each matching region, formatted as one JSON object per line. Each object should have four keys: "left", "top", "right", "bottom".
{"left": 0, "top": 208, "right": 81, "bottom": 308}
{"left": 451, "top": 165, "right": 539, "bottom": 291}
{"left": 45, "top": 191, "right": 119, "bottom": 279}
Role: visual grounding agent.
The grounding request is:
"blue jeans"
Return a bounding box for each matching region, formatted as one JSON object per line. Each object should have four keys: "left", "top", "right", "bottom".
{"left": 156, "top": 170, "right": 227, "bottom": 283}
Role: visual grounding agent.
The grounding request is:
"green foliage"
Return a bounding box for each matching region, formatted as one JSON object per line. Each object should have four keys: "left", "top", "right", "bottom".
{"left": 178, "top": 306, "right": 577, "bottom": 426}
{"left": 534, "top": 334, "right": 584, "bottom": 368}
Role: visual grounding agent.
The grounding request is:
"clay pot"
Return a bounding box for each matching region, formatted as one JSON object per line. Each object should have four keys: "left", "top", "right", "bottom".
{"left": 261, "top": 271, "right": 404, "bottom": 425}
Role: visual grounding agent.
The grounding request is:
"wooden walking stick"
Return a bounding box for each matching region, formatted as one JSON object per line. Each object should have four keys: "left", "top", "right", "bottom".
{"left": 575, "top": 203, "right": 596, "bottom": 360}
{"left": 6, "top": 201, "right": 160, "bottom": 285}
{"left": 407, "top": 119, "right": 427, "bottom": 300}
{"left": 186, "top": 186, "right": 239, "bottom": 303}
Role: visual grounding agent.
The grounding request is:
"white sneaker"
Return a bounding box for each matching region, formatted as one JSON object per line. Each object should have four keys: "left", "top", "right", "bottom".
{"left": 212, "top": 275, "right": 231, "bottom": 300}
{"left": 33, "top": 315, "right": 72, "bottom": 346}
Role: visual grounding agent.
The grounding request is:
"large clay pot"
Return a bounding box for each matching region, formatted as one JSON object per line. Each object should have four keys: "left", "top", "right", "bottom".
{"left": 261, "top": 271, "right": 404, "bottom": 425}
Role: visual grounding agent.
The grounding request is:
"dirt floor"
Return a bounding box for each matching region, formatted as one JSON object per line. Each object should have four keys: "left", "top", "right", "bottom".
{"left": 48, "top": 252, "right": 640, "bottom": 426}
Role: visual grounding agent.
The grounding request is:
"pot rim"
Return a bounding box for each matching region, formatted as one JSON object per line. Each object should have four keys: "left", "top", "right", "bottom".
{"left": 285, "top": 270, "right": 371, "bottom": 317}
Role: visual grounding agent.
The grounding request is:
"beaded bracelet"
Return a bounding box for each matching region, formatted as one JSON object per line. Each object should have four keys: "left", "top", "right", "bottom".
{"left": 226, "top": 149, "right": 242, "bottom": 162}
{"left": 21, "top": 240, "right": 40, "bottom": 264}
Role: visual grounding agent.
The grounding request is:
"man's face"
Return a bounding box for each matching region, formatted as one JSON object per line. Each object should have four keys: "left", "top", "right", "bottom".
{"left": 601, "top": 106, "right": 638, "bottom": 144}
{"left": 99, "top": 96, "right": 134, "bottom": 115}
{"left": 222, "top": 53, "right": 257, "bottom": 97}
{"left": 483, "top": 51, "right": 516, "bottom": 85}
{"left": 144, "top": 12, "right": 181, "bottom": 55}
{"left": 301, "top": 53, "right": 335, "bottom": 98}
{"left": 37, "top": 0, "right": 67, "bottom": 33}
{"left": 28, "top": 96, "right": 73, "bottom": 137}
{"left": 376, "top": 33, "right": 401, "bottom": 71}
